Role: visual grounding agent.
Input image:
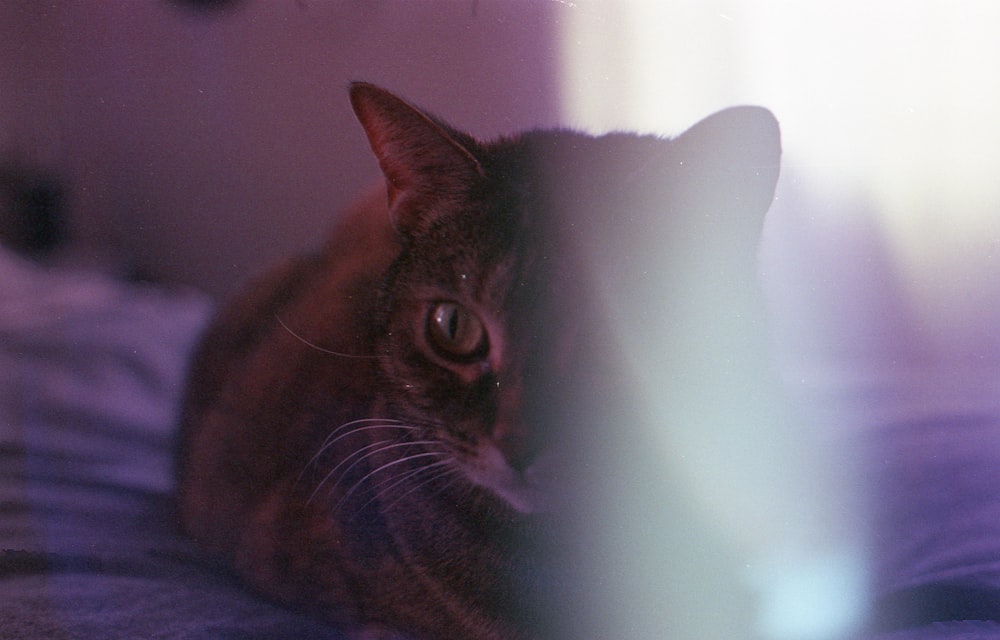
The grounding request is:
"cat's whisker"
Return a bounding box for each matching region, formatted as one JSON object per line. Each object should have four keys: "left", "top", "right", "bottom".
{"left": 367, "top": 453, "right": 451, "bottom": 495}
{"left": 306, "top": 438, "right": 400, "bottom": 505}
{"left": 295, "top": 419, "right": 417, "bottom": 489}
{"left": 274, "top": 314, "right": 380, "bottom": 359}
{"left": 311, "top": 421, "right": 415, "bottom": 468}
{"left": 313, "top": 438, "right": 442, "bottom": 507}
{"left": 375, "top": 463, "right": 463, "bottom": 515}
{"left": 325, "top": 416, "right": 406, "bottom": 435}
{"left": 356, "top": 458, "right": 455, "bottom": 514}
{"left": 331, "top": 438, "right": 442, "bottom": 487}
{"left": 333, "top": 450, "right": 449, "bottom": 516}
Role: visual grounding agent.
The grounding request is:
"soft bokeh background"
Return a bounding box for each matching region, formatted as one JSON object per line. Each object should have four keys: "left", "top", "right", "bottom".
{"left": 0, "top": 0, "right": 562, "bottom": 296}
{"left": 4, "top": 1, "right": 999, "bottom": 639}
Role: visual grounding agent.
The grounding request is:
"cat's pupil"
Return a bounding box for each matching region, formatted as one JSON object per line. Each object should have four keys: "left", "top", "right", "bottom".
{"left": 428, "top": 302, "right": 486, "bottom": 360}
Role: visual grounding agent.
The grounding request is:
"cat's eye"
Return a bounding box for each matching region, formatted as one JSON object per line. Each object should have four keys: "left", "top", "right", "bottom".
{"left": 427, "top": 302, "right": 487, "bottom": 361}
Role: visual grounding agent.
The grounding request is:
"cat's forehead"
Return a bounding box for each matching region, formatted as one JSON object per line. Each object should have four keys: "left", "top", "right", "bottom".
{"left": 492, "top": 129, "right": 668, "bottom": 182}
{"left": 405, "top": 236, "right": 560, "bottom": 307}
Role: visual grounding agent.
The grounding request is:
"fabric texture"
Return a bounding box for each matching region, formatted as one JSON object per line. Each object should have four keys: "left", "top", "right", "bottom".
{"left": 6, "top": 227, "right": 1000, "bottom": 638}
{"left": 0, "top": 248, "right": 345, "bottom": 639}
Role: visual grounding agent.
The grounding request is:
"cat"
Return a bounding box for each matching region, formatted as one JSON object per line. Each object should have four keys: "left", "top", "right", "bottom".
{"left": 175, "top": 82, "right": 781, "bottom": 640}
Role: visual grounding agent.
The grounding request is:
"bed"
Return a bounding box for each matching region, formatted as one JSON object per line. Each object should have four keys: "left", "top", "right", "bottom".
{"left": 0, "top": 245, "right": 346, "bottom": 639}
{"left": 5, "top": 224, "right": 1000, "bottom": 639}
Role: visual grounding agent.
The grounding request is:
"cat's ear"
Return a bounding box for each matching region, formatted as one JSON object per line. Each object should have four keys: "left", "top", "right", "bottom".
{"left": 670, "top": 105, "right": 781, "bottom": 218}
{"left": 349, "top": 82, "right": 484, "bottom": 234}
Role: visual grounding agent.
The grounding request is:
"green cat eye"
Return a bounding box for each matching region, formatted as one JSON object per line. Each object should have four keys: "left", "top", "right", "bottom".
{"left": 427, "top": 302, "right": 487, "bottom": 360}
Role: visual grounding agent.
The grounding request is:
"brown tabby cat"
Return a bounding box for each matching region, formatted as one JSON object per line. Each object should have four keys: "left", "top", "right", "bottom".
{"left": 176, "top": 82, "right": 781, "bottom": 639}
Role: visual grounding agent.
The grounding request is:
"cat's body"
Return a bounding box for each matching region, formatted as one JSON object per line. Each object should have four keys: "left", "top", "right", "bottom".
{"left": 176, "top": 83, "right": 780, "bottom": 639}
{"left": 177, "top": 185, "right": 541, "bottom": 639}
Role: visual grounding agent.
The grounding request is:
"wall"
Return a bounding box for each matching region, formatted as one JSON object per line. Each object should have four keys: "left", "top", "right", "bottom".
{"left": 0, "top": 0, "right": 560, "bottom": 297}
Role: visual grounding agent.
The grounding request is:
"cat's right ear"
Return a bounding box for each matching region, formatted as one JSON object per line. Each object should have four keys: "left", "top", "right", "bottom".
{"left": 349, "top": 82, "right": 484, "bottom": 235}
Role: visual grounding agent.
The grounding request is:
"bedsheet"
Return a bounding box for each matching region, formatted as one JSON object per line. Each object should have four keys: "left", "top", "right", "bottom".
{"left": 6, "top": 236, "right": 1000, "bottom": 638}
{"left": 0, "top": 248, "right": 345, "bottom": 639}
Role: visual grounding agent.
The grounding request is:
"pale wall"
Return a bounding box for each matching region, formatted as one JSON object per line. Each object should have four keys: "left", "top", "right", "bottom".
{"left": 0, "top": 0, "right": 560, "bottom": 297}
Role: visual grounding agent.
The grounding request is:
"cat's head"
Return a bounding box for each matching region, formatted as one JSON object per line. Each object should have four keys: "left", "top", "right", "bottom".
{"left": 349, "top": 82, "right": 781, "bottom": 517}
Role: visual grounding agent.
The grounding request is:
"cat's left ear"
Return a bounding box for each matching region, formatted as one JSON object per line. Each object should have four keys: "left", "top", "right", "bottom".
{"left": 349, "top": 82, "right": 484, "bottom": 234}
{"left": 670, "top": 105, "right": 781, "bottom": 219}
